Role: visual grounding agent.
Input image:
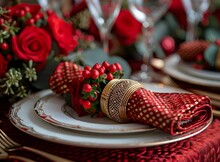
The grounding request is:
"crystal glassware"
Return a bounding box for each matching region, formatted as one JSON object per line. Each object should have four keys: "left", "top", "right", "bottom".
{"left": 128, "top": 0, "right": 171, "bottom": 82}
{"left": 182, "top": 0, "right": 210, "bottom": 41}
{"left": 86, "top": 0, "right": 122, "bottom": 54}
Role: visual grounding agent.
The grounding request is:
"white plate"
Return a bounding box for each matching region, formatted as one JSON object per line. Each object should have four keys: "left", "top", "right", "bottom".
{"left": 178, "top": 60, "right": 220, "bottom": 81}
{"left": 9, "top": 86, "right": 212, "bottom": 148}
{"left": 163, "top": 54, "right": 220, "bottom": 88}
{"left": 34, "top": 94, "right": 155, "bottom": 134}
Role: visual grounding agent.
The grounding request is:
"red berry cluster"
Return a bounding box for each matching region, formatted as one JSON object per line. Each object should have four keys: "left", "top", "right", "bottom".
{"left": 80, "top": 61, "right": 124, "bottom": 116}
{"left": 73, "top": 29, "right": 95, "bottom": 51}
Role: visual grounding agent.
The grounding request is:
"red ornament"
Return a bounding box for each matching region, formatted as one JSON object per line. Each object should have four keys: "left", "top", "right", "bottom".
{"left": 161, "top": 36, "right": 175, "bottom": 55}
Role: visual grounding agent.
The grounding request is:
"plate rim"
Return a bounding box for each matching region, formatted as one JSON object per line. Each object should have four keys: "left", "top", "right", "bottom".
{"left": 163, "top": 54, "right": 220, "bottom": 87}
{"left": 33, "top": 93, "right": 155, "bottom": 134}
{"left": 9, "top": 88, "right": 213, "bottom": 148}
{"left": 178, "top": 59, "right": 220, "bottom": 81}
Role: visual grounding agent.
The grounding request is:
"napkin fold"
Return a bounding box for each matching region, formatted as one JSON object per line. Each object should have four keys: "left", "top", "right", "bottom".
{"left": 100, "top": 79, "right": 212, "bottom": 135}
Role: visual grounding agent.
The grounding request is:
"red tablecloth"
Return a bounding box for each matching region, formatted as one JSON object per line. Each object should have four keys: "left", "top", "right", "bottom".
{"left": 1, "top": 97, "right": 220, "bottom": 162}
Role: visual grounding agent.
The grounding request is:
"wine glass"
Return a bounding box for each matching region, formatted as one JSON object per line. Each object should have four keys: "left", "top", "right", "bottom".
{"left": 182, "top": 0, "right": 210, "bottom": 41}
{"left": 86, "top": 0, "right": 122, "bottom": 54}
{"left": 38, "top": 0, "right": 64, "bottom": 18}
{"left": 128, "top": 0, "right": 171, "bottom": 82}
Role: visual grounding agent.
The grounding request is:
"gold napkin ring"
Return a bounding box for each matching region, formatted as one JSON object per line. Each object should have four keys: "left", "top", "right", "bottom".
{"left": 100, "top": 79, "right": 143, "bottom": 123}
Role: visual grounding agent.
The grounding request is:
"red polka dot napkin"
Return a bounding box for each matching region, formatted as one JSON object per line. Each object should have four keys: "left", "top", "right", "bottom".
{"left": 101, "top": 79, "right": 212, "bottom": 135}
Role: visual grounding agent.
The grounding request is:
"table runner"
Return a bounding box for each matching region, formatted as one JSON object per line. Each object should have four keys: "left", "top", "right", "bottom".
{"left": 1, "top": 98, "right": 220, "bottom": 162}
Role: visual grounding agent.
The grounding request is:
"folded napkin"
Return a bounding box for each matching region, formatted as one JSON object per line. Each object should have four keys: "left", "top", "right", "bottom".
{"left": 101, "top": 79, "right": 212, "bottom": 135}
{"left": 49, "top": 61, "right": 212, "bottom": 135}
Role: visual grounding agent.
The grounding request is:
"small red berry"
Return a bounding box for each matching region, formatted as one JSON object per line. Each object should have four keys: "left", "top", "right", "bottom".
{"left": 114, "top": 63, "right": 122, "bottom": 71}
{"left": 83, "top": 100, "right": 91, "bottom": 109}
{"left": 106, "top": 73, "right": 113, "bottom": 81}
{"left": 1, "top": 42, "right": 8, "bottom": 50}
{"left": 19, "top": 10, "right": 26, "bottom": 17}
{"left": 82, "top": 84, "right": 92, "bottom": 92}
{"left": 91, "top": 69, "right": 99, "bottom": 79}
{"left": 196, "top": 54, "right": 203, "bottom": 61}
{"left": 25, "top": 18, "right": 35, "bottom": 26}
{"left": 93, "top": 63, "right": 101, "bottom": 70}
{"left": 24, "top": 6, "right": 30, "bottom": 12}
{"left": 109, "top": 64, "right": 117, "bottom": 73}
{"left": 0, "top": 18, "right": 4, "bottom": 25}
{"left": 82, "top": 70, "right": 91, "bottom": 79}
{"left": 215, "top": 39, "right": 220, "bottom": 46}
{"left": 84, "top": 65, "right": 91, "bottom": 71}
{"left": 34, "top": 13, "right": 42, "bottom": 21}
{"left": 15, "top": 10, "right": 20, "bottom": 16}
{"left": 99, "top": 67, "right": 105, "bottom": 75}
{"left": 102, "top": 61, "right": 110, "bottom": 69}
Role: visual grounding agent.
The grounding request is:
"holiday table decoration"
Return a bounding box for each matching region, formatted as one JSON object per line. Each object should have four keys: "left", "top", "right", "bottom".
{"left": 49, "top": 61, "right": 213, "bottom": 135}
{"left": 177, "top": 40, "right": 220, "bottom": 71}
{"left": 100, "top": 79, "right": 212, "bottom": 135}
{"left": 0, "top": 1, "right": 98, "bottom": 101}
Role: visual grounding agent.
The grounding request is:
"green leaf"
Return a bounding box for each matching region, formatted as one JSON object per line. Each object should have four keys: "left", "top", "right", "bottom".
{"left": 204, "top": 27, "right": 220, "bottom": 42}
{"left": 30, "top": 59, "right": 60, "bottom": 90}
{"left": 81, "top": 47, "right": 109, "bottom": 66}
{"left": 89, "top": 92, "right": 95, "bottom": 98}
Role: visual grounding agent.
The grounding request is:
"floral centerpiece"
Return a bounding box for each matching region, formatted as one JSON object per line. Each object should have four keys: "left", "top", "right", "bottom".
{"left": 67, "top": 0, "right": 176, "bottom": 62}
{"left": 0, "top": 1, "right": 95, "bottom": 100}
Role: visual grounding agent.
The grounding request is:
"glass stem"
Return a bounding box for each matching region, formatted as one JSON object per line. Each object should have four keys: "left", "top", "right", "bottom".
{"left": 186, "top": 15, "right": 199, "bottom": 41}
{"left": 141, "top": 20, "right": 154, "bottom": 78}
{"left": 99, "top": 27, "right": 109, "bottom": 54}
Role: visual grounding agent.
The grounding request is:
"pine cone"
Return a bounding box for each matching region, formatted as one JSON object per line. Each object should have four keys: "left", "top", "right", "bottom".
{"left": 177, "top": 40, "right": 209, "bottom": 61}
{"left": 49, "top": 61, "right": 82, "bottom": 94}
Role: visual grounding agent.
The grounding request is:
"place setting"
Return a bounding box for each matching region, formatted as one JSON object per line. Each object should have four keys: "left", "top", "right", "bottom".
{"left": 1, "top": 0, "right": 220, "bottom": 161}
{"left": 9, "top": 60, "right": 213, "bottom": 149}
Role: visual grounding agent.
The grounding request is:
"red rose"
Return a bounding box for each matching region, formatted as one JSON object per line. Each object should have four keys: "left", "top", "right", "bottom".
{"left": 47, "top": 12, "right": 78, "bottom": 55}
{"left": 0, "top": 54, "right": 8, "bottom": 77}
{"left": 113, "top": 9, "right": 142, "bottom": 46}
{"left": 12, "top": 26, "right": 52, "bottom": 62}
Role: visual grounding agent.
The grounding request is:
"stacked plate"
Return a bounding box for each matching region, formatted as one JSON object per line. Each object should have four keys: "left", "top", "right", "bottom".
{"left": 9, "top": 83, "right": 212, "bottom": 149}
{"left": 163, "top": 54, "right": 220, "bottom": 114}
